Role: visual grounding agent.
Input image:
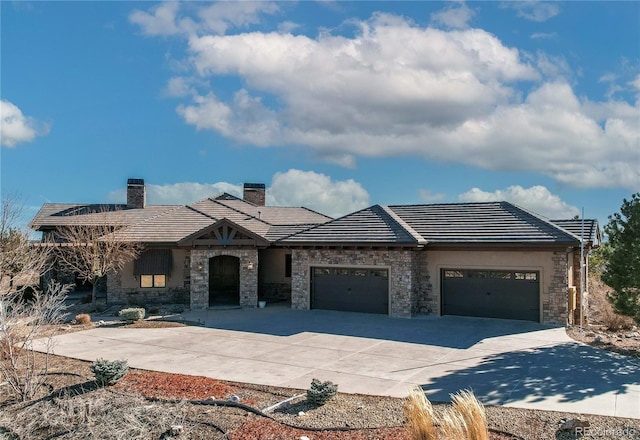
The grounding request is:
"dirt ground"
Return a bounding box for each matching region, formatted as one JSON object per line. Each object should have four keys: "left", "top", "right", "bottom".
{"left": 2, "top": 347, "right": 640, "bottom": 439}
{"left": 566, "top": 276, "right": 639, "bottom": 359}
{"left": 2, "top": 282, "right": 639, "bottom": 439}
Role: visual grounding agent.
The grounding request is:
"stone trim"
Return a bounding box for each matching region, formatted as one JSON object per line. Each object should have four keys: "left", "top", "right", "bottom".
{"left": 543, "top": 250, "right": 569, "bottom": 325}
{"left": 190, "top": 249, "right": 258, "bottom": 310}
{"left": 291, "top": 249, "right": 419, "bottom": 318}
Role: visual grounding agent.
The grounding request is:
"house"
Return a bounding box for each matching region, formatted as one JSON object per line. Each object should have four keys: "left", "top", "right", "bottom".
{"left": 30, "top": 179, "right": 599, "bottom": 325}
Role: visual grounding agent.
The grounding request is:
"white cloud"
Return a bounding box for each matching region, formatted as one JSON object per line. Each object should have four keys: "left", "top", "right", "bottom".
{"left": 534, "top": 51, "right": 571, "bottom": 79}
{"left": 197, "top": 1, "right": 279, "bottom": 35}
{"left": 502, "top": 1, "right": 560, "bottom": 22}
{"left": 267, "top": 169, "right": 369, "bottom": 218}
{"left": 129, "top": 1, "right": 279, "bottom": 37}
{"left": 1, "top": 100, "right": 50, "bottom": 148}
{"left": 458, "top": 185, "right": 580, "bottom": 219}
{"left": 418, "top": 189, "right": 446, "bottom": 203}
{"left": 431, "top": 2, "right": 475, "bottom": 29}
{"left": 163, "top": 77, "right": 195, "bottom": 98}
{"left": 107, "top": 170, "right": 369, "bottom": 218}
{"left": 129, "top": 2, "right": 192, "bottom": 36}
{"left": 530, "top": 32, "right": 557, "bottom": 40}
{"left": 133, "top": 9, "right": 640, "bottom": 192}
{"left": 278, "top": 21, "right": 299, "bottom": 34}
{"left": 108, "top": 181, "right": 242, "bottom": 205}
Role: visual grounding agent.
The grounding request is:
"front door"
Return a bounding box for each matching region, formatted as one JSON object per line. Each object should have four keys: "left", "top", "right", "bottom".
{"left": 209, "top": 256, "right": 240, "bottom": 306}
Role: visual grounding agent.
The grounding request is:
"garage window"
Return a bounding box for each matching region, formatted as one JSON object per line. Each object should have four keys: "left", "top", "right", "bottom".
{"left": 442, "top": 268, "right": 540, "bottom": 322}
{"left": 311, "top": 267, "right": 389, "bottom": 314}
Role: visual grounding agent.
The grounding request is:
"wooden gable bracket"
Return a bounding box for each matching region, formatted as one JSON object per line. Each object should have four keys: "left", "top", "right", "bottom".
{"left": 178, "top": 218, "right": 270, "bottom": 248}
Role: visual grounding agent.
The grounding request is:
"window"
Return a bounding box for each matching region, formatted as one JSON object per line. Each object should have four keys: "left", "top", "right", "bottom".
{"left": 285, "top": 254, "right": 292, "bottom": 278}
{"left": 140, "top": 274, "right": 166, "bottom": 288}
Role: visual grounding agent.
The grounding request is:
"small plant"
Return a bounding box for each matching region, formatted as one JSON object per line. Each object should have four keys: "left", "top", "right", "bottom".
{"left": 404, "top": 387, "right": 437, "bottom": 440}
{"left": 118, "top": 307, "right": 145, "bottom": 322}
{"left": 306, "top": 378, "right": 338, "bottom": 406}
{"left": 404, "top": 387, "right": 489, "bottom": 440}
{"left": 451, "top": 389, "right": 488, "bottom": 440}
{"left": 75, "top": 313, "right": 91, "bottom": 325}
{"left": 91, "top": 358, "right": 129, "bottom": 386}
{"left": 602, "top": 306, "right": 634, "bottom": 332}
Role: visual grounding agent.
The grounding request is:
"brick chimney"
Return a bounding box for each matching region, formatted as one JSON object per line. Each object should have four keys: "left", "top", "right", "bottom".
{"left": 127, "top": 178, "right": 146, "bottom": 209}
{"left": 243, "top": 183, "right": 265, "bottom": 206}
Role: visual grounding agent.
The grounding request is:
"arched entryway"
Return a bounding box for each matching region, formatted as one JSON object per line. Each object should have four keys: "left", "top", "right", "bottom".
{"left": 209, "top": 255, "right": 240, "bottom": 306}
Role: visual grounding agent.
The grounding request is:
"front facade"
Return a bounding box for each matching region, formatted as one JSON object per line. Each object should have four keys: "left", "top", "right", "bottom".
{"left": 31, "top": 179, "right": 599, "bottom": 326}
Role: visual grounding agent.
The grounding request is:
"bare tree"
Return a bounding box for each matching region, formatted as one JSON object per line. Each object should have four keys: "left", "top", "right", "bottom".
{"left": 0, "top": 281, "right": 71, "bottom": 401}
{"left": 52, "top": 213, "right": 143, "bottom": 304}
{"left": 0, "top": 194, "right": 51, "bottom": 295}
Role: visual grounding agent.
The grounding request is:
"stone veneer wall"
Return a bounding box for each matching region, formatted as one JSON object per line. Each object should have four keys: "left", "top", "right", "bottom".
{"left": 290, "top": 249, "right": 419, "bottom": 318}
{"left": 190, "top": 249, "right": 258, "bottom": 310}
{"left": 543, "top": 250, "right": 570, "bottom": 325}
{"left": 412, "top": 251, "right": 435, "bottom": 315}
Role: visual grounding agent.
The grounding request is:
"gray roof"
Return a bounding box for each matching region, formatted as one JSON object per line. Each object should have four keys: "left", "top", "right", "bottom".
{"left": 280, "top": 202, "right": 582, "bottom": 246}
{"left": 31, "top": 196, "right": 587, "bottom": 248}
{"left": 551, "top": 219, "right": 600, "bottom": 246}
{"left": 32, "top": 193, "right": 332, "bottom": 245}
{"left": 388, "top": 202, "right": 581, "bottom": 244}
{"left": 279, "top": 205, "right": 424, "bottom": 246}
{"left": 30, "top": 204, "right": 175, "bottom": 229}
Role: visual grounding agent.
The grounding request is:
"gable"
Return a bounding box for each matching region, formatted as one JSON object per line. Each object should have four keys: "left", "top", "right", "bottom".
{"left": 178, "top": 218, "right": 270, "bottom": 248}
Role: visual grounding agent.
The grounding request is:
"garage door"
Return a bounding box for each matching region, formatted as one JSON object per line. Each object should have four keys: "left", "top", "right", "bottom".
{"left": 442, "top": 269, "right": 540, "bottom": 322}
{"left": 311, "top": 267, "right": 389, "bottom": 314}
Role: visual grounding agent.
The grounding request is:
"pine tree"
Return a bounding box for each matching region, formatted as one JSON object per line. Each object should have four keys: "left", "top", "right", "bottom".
{"left": 603, "top": 193, "right": 640, "bottom": 324}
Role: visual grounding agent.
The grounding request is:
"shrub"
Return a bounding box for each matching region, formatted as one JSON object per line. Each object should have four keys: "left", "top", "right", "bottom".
{"left": 91, "top": 358, "right": 128, "bottom": 386}
{"left": 306, "top": 378, "right": 338, "bottom": 406}
{"left": 118, "top": 307, "right": 145, "bottom": 322}
{"left": 602, "top": 307, "right": 634, "bottom": 332}
{"left": 75, "top": 313, "right": 91, "bottom": 325}
{"left": 0, "top": 282, "right": 71, "bottom": 401}
{"left": 404, "top": 388, "right": 437, "bottom": 440}
{"left": 451, "top": 389, "right": 489, "bottom": 440}
{"left": 404, "top": 387, "right": 489, "bottom": 440}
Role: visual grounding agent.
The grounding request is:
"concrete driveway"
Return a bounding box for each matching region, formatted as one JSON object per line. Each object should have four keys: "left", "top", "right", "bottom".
{"left": 40, "top": 305, "right": 640, "bottom": 418}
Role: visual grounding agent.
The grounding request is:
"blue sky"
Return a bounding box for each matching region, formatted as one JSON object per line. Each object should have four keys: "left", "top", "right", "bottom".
{"left": 1, "top": 1, "right": 639, "bottom": 230}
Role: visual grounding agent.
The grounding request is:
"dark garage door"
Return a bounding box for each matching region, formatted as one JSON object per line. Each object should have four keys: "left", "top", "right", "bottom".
{"left": 311, "top": 267, "right": 389, "bottom": 314}
{"left": 442, "top": 269, "right": 540, "bottom": 322}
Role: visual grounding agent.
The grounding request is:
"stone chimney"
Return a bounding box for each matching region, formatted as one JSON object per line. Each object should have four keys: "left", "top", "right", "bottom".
{"left": 243, "top": 183, "right": 266, "bottom": 206}
{"left": 127, "top": 178, "right": 146, "bottom": 209}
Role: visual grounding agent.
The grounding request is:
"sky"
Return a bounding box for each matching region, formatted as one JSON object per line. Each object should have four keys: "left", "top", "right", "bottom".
{"left": 1, "top": 1, "right": 639, "bottom": 232}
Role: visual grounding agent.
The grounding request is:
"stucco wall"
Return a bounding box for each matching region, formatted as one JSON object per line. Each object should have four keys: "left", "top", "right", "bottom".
{"left": 106, "top": 248, "right": 190, "bottom": 305}
{"left": 290, "top": 248, "right": 418, "bottom": 318}
{"left": 258, "top": 248, "right": 291, "bottom": 300}
{"left": 426, "top": 248, "right": 569, "bottom": 324}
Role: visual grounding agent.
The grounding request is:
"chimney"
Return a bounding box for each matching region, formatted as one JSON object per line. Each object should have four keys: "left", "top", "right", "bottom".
{"left": 243, "top": 183, "right": 265, "bottom": 206}
{"left": 127, "top": 178, "right": 146, "bottom": 209}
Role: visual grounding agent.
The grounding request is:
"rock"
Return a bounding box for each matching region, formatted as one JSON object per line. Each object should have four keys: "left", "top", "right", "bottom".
{"left": 300, "top": 436, "right": 310, "bottom": 440}
{"left": 170, "top": 425, "right": 183, "bottom": 436}
{"left": 594, "top": 335, "right": 602, "bottom": 343}
{"left": 298, "top": 411, "right": 306, "bottom": 416}
{"left": 559, "top": 418, "right": 590, "bottom": 431}
{"left": 206, "top": 396, "right": 216, "bottom": 401}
